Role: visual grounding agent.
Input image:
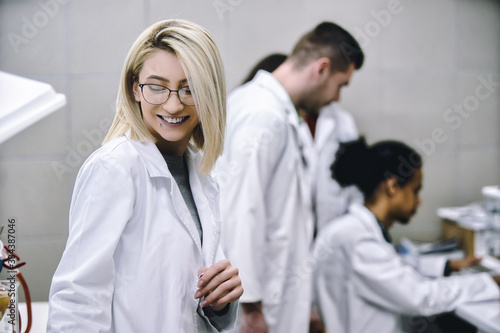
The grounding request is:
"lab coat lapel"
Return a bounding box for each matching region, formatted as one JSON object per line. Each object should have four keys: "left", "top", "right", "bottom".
{"left": 128, "top": 134, "right": 204, "bottom": 255}
{"left": 185, "top": 145, "right": 219, "bottom": 266}
{"left": 126, "top": 132, "right": 170, "bottom": 178}
{"left": 285, "top": 107, "right": 314, "bottom": 243}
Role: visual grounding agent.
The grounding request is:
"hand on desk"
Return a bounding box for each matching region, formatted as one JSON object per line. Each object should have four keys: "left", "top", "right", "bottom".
{"left": 448, "top": 256, "right": 482, "bottom": 272}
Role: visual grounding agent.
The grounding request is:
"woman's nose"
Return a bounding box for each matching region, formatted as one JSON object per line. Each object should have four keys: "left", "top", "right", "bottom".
{"left": 163, "top": 92, "right": 184, "bottom": 113}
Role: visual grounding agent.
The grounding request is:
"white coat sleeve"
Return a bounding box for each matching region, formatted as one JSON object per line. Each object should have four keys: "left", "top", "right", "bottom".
{"left": 47, "top": 156, "right": 134, "bottom": 332}
{"left": 417, "top": 255, "right": 448, "bottom": 277}
{"left": 352, "top": 236, "right": 500, "bottom": 316}
{"left": 219, "top": 108, "right": 287, "bottom": 303}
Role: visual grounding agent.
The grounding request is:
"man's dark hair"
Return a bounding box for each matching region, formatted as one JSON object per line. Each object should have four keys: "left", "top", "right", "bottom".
{"left": 290, "top": 22, "right": 364, "bottom": 72}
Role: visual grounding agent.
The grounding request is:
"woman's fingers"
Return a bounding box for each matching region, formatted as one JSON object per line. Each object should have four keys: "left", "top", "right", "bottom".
{"left": 200, "top": 263, "right": 237, "bottom": 294}
{"left": 197, "top": 266, "right": 208, "bottom": 280}
{"left": 197, "top": 260, "right": 228, "bottom": 287}
{"left": 201, "top": 275, "right": 242, "bottom": 307}
{"left": 194, "top": 259, "right": 243, "bottom": 308}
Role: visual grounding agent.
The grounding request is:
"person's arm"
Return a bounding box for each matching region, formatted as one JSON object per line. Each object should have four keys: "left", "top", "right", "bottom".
{"left": 240, "top": 302, "right": 268, "bottom": 333}
{"left": 418, "top": 256, "right": 481, "bottom": 277}
{"left": 352, "top": 237, "right": 500, "bottom": 317}
{"left": 445, "top": 257, "right": 482, "bottom": 275}
{"left": 417, "top": 255, "right": 449, "bottom": 277}
{"left": 47, "top": 156, "right": 134, "bottom": 332}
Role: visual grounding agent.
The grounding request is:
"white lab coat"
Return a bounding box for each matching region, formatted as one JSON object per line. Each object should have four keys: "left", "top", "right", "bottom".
{"left": 48, "top": 133, "right": 237, "bottom": 333}
{"left": 312, "top": 203, "right": 500, "bottom": 333}
{"left": 299, "top": 103, "right": 363, "bottom": 233}
{"left": 215, "top": 70, "right": 314, "bottom": 332}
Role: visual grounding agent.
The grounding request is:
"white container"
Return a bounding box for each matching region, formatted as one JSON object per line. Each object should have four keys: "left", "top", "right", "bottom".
{"left": 482, "top": 185, "right": 500, "bottom": 214}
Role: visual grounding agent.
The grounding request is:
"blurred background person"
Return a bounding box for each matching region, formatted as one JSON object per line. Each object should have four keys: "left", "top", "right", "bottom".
{"left": 312, "top": 137, "right": 500, "bottom": 333}
{"left": 237, "top": 51, "right": 363, "bottom": 333}
{"left": 217, "top": 22, "right": 363, "bottom": 333}
{"left": 240, "top": 49, "right": 365, "bottom": 237}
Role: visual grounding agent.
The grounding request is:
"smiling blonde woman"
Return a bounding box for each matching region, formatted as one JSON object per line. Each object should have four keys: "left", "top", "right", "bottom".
{"left": 105, "top": 19, "right": 226, "bottom": 175}
{"left": 47, "top": 20, "right": 242, "bottom": 333}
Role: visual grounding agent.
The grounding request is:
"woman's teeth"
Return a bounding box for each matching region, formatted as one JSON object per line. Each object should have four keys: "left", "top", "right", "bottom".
{"left": 159, "top": 115, "right": 186, "bottom": 124}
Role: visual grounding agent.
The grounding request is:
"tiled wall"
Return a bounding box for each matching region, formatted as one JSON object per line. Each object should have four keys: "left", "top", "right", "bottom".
{"left": 0, "top": 0, "right": 499, "bottom": 302}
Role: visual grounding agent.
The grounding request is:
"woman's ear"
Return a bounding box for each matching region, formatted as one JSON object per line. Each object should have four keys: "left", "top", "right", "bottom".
{"left": 132, "top": 76, "right": 141, "bottom": 102}
{"left": 385, "top": 177, "right": 400, "bottom": 197}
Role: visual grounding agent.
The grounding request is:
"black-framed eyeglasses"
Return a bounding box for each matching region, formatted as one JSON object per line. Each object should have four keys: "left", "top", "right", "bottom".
{"left": 138, "top": 83, "right": 196, "bottom": 106}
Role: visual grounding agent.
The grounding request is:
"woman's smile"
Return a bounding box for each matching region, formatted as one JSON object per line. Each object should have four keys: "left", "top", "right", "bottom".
{"left": 157, "top": 114, "right": 190, "bottom": 125}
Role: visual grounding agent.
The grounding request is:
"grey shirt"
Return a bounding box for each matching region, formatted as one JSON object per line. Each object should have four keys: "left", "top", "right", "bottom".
{"left": 163, "top": 154, "right": 203, "bottom": 244}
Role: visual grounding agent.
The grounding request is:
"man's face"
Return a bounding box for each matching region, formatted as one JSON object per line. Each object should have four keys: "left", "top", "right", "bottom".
{"left": 299, "top": 62, "right": 355, "bottom": 116}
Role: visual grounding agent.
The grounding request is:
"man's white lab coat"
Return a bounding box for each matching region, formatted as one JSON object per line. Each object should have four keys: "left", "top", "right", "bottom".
{"left": 312, "top": 203, "right": 500, "bottom": 333}
{"left": 216, "top": 70, "right": 314, "bottom": 332}
{"left": 48, "top": 134, "right": 236, "bottom": 333}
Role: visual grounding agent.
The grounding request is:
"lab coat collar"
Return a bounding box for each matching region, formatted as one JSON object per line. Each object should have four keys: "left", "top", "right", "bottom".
{"left": 125, "top": 131, "right": 219, "bottom": 262}
{"left": 125, "top": 131, "right": 170, "bottom": 178}
{"left": 124, "top": 131, "right": 218, "bottom": 209}
{"left": 125, "top": 130, "right": 202, "bottom": 179}
{"left": 253, "top": 70, "right": 301, "bottom": 128}
{"left": 349, "top": 203, "right": 388, "bottom": 244}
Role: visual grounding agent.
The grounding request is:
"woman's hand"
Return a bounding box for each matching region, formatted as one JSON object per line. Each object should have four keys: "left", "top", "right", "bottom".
{"left": 449, "top": 256, "right": 482, "bottom": 272}
{"left": 195, "top": 259, "right": 243, "bottom": 312}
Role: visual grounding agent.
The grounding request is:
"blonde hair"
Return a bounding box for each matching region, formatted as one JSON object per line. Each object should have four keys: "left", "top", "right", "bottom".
{"left": 103, "top": 19, "right": 226, "bottom": 175}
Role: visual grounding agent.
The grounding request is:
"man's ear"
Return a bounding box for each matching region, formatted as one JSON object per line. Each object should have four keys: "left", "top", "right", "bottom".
{"left": 385, "top": 177, "right": 400, "bottom": 197}
{"left": 132, "top": 76, "right": 141, "bottom": 102}
{"left": 312, "top": 57, "right": 331, "bottom": 81}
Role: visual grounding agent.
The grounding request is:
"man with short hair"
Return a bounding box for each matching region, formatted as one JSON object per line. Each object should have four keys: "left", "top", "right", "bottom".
{"left": 217, "top": 22, "right": 364, "bottom": 333}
